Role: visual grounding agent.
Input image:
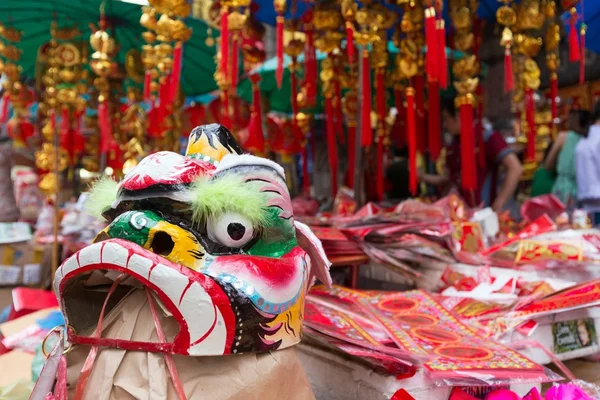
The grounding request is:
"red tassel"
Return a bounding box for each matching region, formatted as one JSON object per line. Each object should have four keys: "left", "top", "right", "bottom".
{"left": 143, "top": 71, "right": 152, "bottom": 101}
{"left": 231, "top": 35, "right": 240, "bottom": 94}
{"left": 347, "top": 125, "right": 356, "bottom": 189}
{"left": 376, "top": 136, "right": 384, "bottom": 201}
{"left": 246, "top": 75, "right": 264, "bottom": 154}
{"left": 394, "top": 88, "right": 406, "bottom": 147}
{"left": 569, "top": 11, "right": 580, "bottom": 63}
{"left": 304, "top": 27, "right": 317, "bottom": 105}
{"left": 98, "top": 102, "right": 112, "bottom": 153}
{"left": 325, "top": 97, "right": 338, "bottom": 198}
{"left": 302, "top": 145, "right": 310, "bottom": 194}
{"left": 376, "top": 70, "right": 386, "bottom": 128}
{"left": 170, "top": 42, "right": 183, "bottom": 103}
{"left": 475, "top": 86, "right": 486, "bottom": 169}
{"left": 346, "top": 21, "right": 355, "bottom": 65}
{"left": 414, "top": 75, "right": 426, "bottom": 153}
{"left": 334, "top": 79, "right": 345, "bottom": 144}
{"left": 459, "top": 101, "right": 476, "bottom": 192}
{"left": 290, "top": 65, "right": 299, "bottom": 116}
{"left": 406, "top": 88, "right": 417, "bottom": 196}
{"left": 60, "top": 107, "right": 69, "bottom": 138}
{"left": 220, "top": 8, "right": 229, "bottom": 82}
{"left": 550, "top": 74, "right": 558, "bottom": 122}
{"left": 504, "top": 46, "right": 514, "bottom": 93}
{"left": 437, "top": 19, "right": 448, "bottom": 89}
{"left": 361, "top": 50, "right": 372, "bottom": 147}
{"left": 427, "top": 80, "right": 441, "bottom": 161}
{"left": 0, "top": 95, "right": 9, "bottom": 123}
{"left": 580, "top": 26, "right": 586, "bottom": 84}
{"left": 425, "top": 7, "right": 438, "bottom": 82}
{"left": 275, "top": 15, "right": 284, "bottom": 89}
{"left": 525, "top": 89, "right": 536, "bottom": 161}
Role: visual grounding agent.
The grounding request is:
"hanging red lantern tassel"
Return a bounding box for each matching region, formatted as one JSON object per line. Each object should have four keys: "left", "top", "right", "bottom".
{"left": 143, "top": 71, "right": 152, "bottom": 101}
{"left": 304, "top": 26, "right": 317, "bottom": 105}
{"left": 220, "top": 7, "right": 229, "bottom": 81}
{"left": 425, "top": 7, "right": 438, "bottom": 82}
{"left": 325, "top": 97, "right": 338, "bottom": 198}
{"left": 170, "top": 42, "right": 183, "bottom": 103}
{"left": 347, "top": 124, "right": 356, "bottom": 189}
{"left": 525, "top": 89, "right": 536, "bottom": 161}
{"left": 275, "top": 15, "right": 284, "bottom": 89}
{"left": 60, "top": 106, "right": 69, "bottom": 138}
{"left": 504, "top": 46, "right": 514, "bottom": 93}
{"left": 394, "top": 87, "right": 406, "bottom": 147}
{"left": 376, "top": 70, "right": 386, "bottom": 128}
{"left": 459, "top": 98, "right": 476, "bottom": 192}
{"left": 361, "top": 49, "right": 373, "bottom": 147}
{"left": 437, "top": 19, "right": 448, "bottom": 89}
{"left": 475, "top": 86, "right": 486, "bottom": 169}
{"left": 346, "top": 22, "right": 355, "bottom": 65}
{"left": 580, "top": 25, "right": 586, "bottom": 84}
{"left": 246, "top": 74, "right": 264, "bottom": 154}
{"left": 427, "top": 80, "right": 441, "bottom": 161}
{"left": 334, "top": 79, "right": 345, "bottom": 144}
{"left": 550, "top": 73, "right": 558, "bottom": 122}
{"left": 569, "top": 9, "right": 580, "bottom": 62}
{"left": 230, "top": 34, "right": 240, "bottom": 94}
{"left": 0, "top": 95, "right": 10, "bottom": 123}
{"left": 414, "top": 75, "right": 426, "bottom": 153}
{"left": 406, "top": 88, "right": 417, "bottom": 196}
{"left": 98, "top": 102, "right": 112, "bottom": 154}
{"left": 375, "top": 69, "right": 386, "bottom": 202}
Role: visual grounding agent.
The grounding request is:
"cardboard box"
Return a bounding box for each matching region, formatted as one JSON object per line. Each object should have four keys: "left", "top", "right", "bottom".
{"left": 0, "top": 242, "right": 44, "bottom": 287}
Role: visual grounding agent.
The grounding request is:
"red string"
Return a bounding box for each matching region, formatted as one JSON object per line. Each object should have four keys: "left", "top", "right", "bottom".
{"left": 275, "top": 15, "right": 284, "bottom": 89}
{"left": 360, "top": 50, "right": 372, "bottom": 147}
{"left": 437, "top": 19, "right": 448, "bottom": 89}
{"left": 98, "top": 102, "right": 112, "bottom": 153}
{"left": 427, "top": 80, "right": 441, "bottom": 161}
{"left": 346, "top": 22, "right": 355, "bottom": 65}
{"left": 304, "top": 27, "right": 317, "bottom": 105}
{"left": 406, "top": 89, "right": 417, "bottom": 196}
{"left": 414, "top": 75, "right": 426, "bottom": 153}
{"left": 569, "top": 12, "right": 580, "bottom": 62}
{"left": 425, "top": 7, "right": 438, "bottom": 82}
{"left": 143, "top": 71, "right": 152, "bottom": 101}
{"left": 325, "top": 97, "right": 338, "bottom": 198}
{"left": 459, "top": 102, "right": 476, "bottom": 192}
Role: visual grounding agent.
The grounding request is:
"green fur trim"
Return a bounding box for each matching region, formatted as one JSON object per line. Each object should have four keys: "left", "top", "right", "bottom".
{"left": 84, "top": 177, "right": 119, "bottom": 219}
{"left": 190, "top": 174, "right": 270, "bottom": 226}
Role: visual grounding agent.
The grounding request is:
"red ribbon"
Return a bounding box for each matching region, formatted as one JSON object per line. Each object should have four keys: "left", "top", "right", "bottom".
{"left": 347, "top": 125, "right": 356, "bottom": 189}
{"left": 325, "top": 97, "right": 338, "bottom": 198}
{"left": 569, "top": 12, "right": 580, "bottom": 62}
{"left": 170, "top": 42, "right": 183, "bottom": 103}
{"left": 459, "top": 101, "right": 477, "bottom": 192}
{"left": 525, "top": 89, "right": 536, "bottom": 161}
{"left": 220, "top": 8, "right": 229, "bottom": 82}
{"left": 406, "top": 89, "right": 417, "bottom": 196}
{"left": 143, "top": 70, "right": 152, "bottom": 101}
{"left": 275, "top": 15, "right": 284, "bottom": 89}
{"left": 231, "top": 34, "right": 240, "bottom": 94}
{"left": 504, "top": 46, "right": 514, "bottom": 93}
{"left": 425, "top": 7, "right": 438, "bottom": 82}
{"left": 346, "top": 21, "right": 355, "bottom": 65}
{"left": 550, "top": 74, "right": 559, "bottom": 122}
{"left": 427, "top": 80, "right": 441, "bottom": 161}
{"left": 246, "top": 74, "right": 264, "bottom": 153}
{"left": 437, "top": 19, "right": 448, "bottom": 89}
{"left": 361, "top": 50, "right": 372, "bottom": 147}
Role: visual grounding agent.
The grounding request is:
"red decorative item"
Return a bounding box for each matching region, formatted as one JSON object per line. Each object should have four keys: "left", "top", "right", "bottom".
{"left": 159, "top": 77, "right": 171, "bottom": 121}
{"left": 425, "top": 7, "right": 438, "bottom": 82}
{"left": 427, "top": 80, "right": 441, "bottom": 161}
{"left": 0, "top": 95, "right": 10, "bottom": 123}
{"left": 580, "top": 25, "right": 586, "bottom": 84}
{"left": 525, "top": 89, "right": 536, "bottom": 161}
{"left": 170, "top": 42, "right": 183, "bottom": 103}
{"left": 569, "top": 10, "right": 580, "bottom": 63}
{"left": 376, "top": 137, "right": 384, "bottom": 201}
{"left": 347, "top": 125, "right": 356, "bottom": 189}
{"left": 334, "top": 79, "right": 345, "bottom": 144}
{"left": 437, "top": 19, "right": 448, "bottom": 89}
{"left": 325, "top": 97, "right": 338, "bottom": 198}
{"left": 475, "top": 86, "right": 486, "bottom": 169}
{"left": 245, "top": 74, "right": 264, "bottom": 153}
{"left": 98, "top": 102, "right": 113, "bottom": 153}
{"left": 360, "top": 49, "right": 372, "bottom": 147}
{"left": 143, "top": 70, "right": 152, "bottom": 101}
{"left": 346, "top": 21, "right": 355, "bottom": 65}
{"left": 406, "top": 88, "right": 417, "bottom": 196}
{"left": 550, "top": 74, "right": 558, "bottom": 122}
{"left": 275, "top": 15, "right": 284, "bottom": 89}
{"left": 220, "top": 8, "right": 230, "bottom": 82}
{"left": 304, "top": 24, "right": 317, "bottom": 105}
{"left": 414, "top": 75, "right": 426, "bottom": 153}
{"left": 459, "top": 100, "right": 477, "bottom": 192}
{"left": 394, "top": 88, "right": 406, "bottom": 147}
{"left": 504, "top": 46, "right": 514, "bottom": 93}
{"left": 231, "top": 35, "right": 240, "bottom": 93}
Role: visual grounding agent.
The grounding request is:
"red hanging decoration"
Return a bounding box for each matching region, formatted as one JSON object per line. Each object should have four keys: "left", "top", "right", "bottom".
{"left": 360, "top": 49, "right": 373, "bottom": 147}
{"left": 437, "top": 19, "right": 448, "bottom": 89}
{"left": 376, "top": 70, "right": 386, "bottom": 127}
{"left": 230, "top": 34, "right": 240, "bottom": 94}
{"left": 143, "top": 71, "right": 152, "bottom": 101}
{"left": 550, "top": 74, "right": 559, "bottom": 122}
{"left": 504, "top": 46, "right": 514, "bottom": 93}
{"left": 569, "top": 9, "right": 580, "bottom": 63}
{"left": 325, "top": 97, "right": 338, "bottom": 198}
{"left": 304, "top": 24, "right": 317, "bottom": 105}
{"left": 414, "top": 75, "right": 426, "bottom": 153}
{"left": 525, "top": 89, "right": 536, "bottom": 161}
{"left": 275, "top": 15, "right": 284, "bottom": 89}
{"left": 0, "top": 95, "right": 10, "bottom": 123}
{"left": 246, "top": 74, "right": 264, "bottom": 154}
{"left": 170, "top": 42, "right": 183, "bottom": 103}
{"left": 393, "top": 88, "right": 406, "bottom": 147}
{"left": 60, "top": 107, "right": 69, "bottom": 139}
{"left": 475, "top": 86, "right": 486, "bottom": 169}
{"left": 346, "top": 21, "right": 355, "bottom": 65}
{"left": 580, "top": 25, "right": 586, "bottom": 84}
{"left": 425, "top": 7, "right": 438, "bottom": 82}
{"left": 98, "top": 102, "right": 113, "bottom": 153}
{"left": 220, "top": 8, "right": 230, "bottom": 81}
{"left": 333, "top": 80, "right": 345, "bottom": 144}
{"left": 347, "top": 124, "right": 356, "bottom": 189}
{"left": 459, "top": 99, "right": 477, "bottom": 192}
{"left": 375, "top": 69, "right": 386, "bottom": 202}
{"left": 406, "top": 88, "right": 417, "bottom": 196}
{"left": 427, "top": 80, "right": 441, "bottom": 161}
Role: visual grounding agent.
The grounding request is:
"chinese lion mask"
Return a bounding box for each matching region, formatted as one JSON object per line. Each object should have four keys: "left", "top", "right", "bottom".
{"left": 55, "top": 123, "right": 331, "bottom": 357}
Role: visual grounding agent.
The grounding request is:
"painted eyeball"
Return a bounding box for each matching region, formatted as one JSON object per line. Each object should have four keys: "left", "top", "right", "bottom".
{"left": 207, "top": 212, "right": 255, "bottom": 248}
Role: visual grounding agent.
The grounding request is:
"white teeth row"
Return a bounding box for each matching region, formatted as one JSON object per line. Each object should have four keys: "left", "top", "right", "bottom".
{"left": 54, "top": 240, "right": 227, "bottom": 355}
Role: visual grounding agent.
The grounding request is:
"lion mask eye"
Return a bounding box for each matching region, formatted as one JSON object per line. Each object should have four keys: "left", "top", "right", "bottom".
{"left": 207, "top": 212, "right": 255, "bottom": 248}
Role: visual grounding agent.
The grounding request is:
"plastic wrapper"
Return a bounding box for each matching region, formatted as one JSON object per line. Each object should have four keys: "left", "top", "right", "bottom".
{"left": 520, "top": 194, "right": 566, "bottom": 223}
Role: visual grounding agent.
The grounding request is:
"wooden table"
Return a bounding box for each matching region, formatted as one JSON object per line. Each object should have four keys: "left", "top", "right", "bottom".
{"left": 329, "top": 254, "right": 370, "bottom": 288}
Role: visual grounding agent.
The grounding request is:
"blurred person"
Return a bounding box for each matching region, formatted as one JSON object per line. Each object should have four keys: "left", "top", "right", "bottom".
{"left": 576, "top": 101, "right": 600, "bottom": 224}
{"left": 385, "top": 146, "right": 410, "bottom": 201}
{"left": 419, "top": 97, "right": 523, "bottom": 214}
{"left": 544, "top": 109, "right": 590, "bottom": 207}
{"left": 0, "top": 136, "right": 20, "bottom": 222}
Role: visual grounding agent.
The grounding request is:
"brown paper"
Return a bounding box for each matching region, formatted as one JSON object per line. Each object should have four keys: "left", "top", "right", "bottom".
{"left": 66, "top": 290, "right": 315, "bottom": 400}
